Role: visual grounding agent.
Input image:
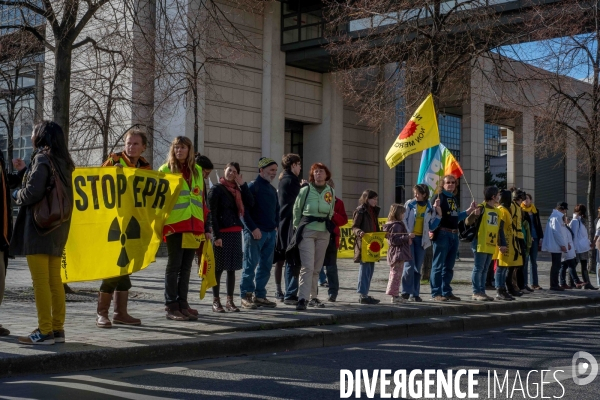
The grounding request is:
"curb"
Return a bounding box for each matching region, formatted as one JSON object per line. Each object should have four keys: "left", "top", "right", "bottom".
{"left": 2, "top": 296, "right": 600, "bottom": 377}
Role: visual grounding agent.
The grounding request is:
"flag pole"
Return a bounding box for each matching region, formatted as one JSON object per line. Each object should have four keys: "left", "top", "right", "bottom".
{"left": 461, "top": 174, "right": 475, "bottom": 202}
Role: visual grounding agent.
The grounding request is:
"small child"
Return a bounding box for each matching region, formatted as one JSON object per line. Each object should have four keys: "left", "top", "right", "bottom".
{"left": 382, "top": 204, "right": 414, "bottom": 303}
{"left": 560, "top": 215, "right": 585, "bottom": 289}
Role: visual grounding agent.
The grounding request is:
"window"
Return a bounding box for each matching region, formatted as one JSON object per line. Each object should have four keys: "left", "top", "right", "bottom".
{"left": 484, "top": 123, "right": 501, "bottom": 168}
{"left": 281, "top": 1, "right": 325, "bottom": 45}
{"left": 438, "top": 114, "right": 461, "bottom": 161}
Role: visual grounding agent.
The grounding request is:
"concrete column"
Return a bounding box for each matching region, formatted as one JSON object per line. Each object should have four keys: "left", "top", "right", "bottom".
{"left": 460, "top": 99, "right": 485, "bottom": 208}
{"left": 303, "top": 73, "right": 344, "bottom": 198}
{"left": 565, "top": 139, "right": 577, "bottom": 207}
{"left": 261, "top": 1, "right": 286, "bottom": 175}
{"left": 507, "top": 112, "right": 535, "bottom": 195}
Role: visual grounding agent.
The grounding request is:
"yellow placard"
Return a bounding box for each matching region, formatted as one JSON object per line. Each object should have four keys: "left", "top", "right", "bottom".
{"left": 61, "top": 167, "right": 182, "bottom": 283}
{"left": 337, "top": 218, "right": 389, "bottom": 259}
{"left": 199, "top": 240, "right": 217, "bottom": 299}
{"left": 361, "top": 232, "right": 387, "bottom": 263}
{"left": 182, "top": 232, "right": 202, "bottom": 249}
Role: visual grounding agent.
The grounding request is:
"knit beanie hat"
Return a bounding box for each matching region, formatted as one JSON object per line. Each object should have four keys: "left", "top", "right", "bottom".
{"left": 258, "top": 157, "right": 277, "bottom": 171}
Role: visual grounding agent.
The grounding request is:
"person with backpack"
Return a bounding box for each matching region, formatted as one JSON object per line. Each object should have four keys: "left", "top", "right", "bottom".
{"left": 11, "top": 121, "right": 74, "bottom": 345}
{"left": 465, "top": 186, "right": 501, "bottom": 301}
{"left": 400, "top": 184, "right": 441, "bottom": 302}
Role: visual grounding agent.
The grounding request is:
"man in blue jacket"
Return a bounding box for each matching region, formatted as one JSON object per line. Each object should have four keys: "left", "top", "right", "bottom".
{"left": 240, "top": 157, "right": 280, "bottom": 309}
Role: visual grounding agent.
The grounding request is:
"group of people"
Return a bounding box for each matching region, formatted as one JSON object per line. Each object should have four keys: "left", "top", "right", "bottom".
{"left": 1, "top": 121, "right": 600, "bottom": 345}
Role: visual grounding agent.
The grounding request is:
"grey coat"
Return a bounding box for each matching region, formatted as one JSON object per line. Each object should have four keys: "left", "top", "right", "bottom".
{"left": 10, "top": 152, "right": 74, "bottom": 257}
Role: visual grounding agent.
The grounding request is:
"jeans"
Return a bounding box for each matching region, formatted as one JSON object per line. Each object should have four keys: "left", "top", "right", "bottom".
{"left": 284, "top": 262, "right": 299, "bottom": 300}
{"left": 319, "top": 267, "right": 327, "bottom": 285}
{"left": 471, "top": 240, "right": 492, "bottom": 294}
{"left": 525, "top": 241, "right": 539, "bottom": 286}
{"left": 240, "top": 229, "right": 276, "bottom": 299}
{"left": 100, "top": 275, "right": 132, "bottom": 293}
{"left": 431, "top": 230, "right": 459, "bottom": 297}
{"left": 401, "top": 236, "right": 425, "bottom": 297}
{"left": 27, "top": 254, "right": 65, "bottom": 335}
{"left": 165, "top": 233, "right": 196, "bottom": 309}
{"left": 550, "top": 253, "right": 562, "bottom": 289}
{"left": 560, "top": 258, "right": 581, "bottom": 285}
{"left": 357, "top": 262, "right": 375, "bottom": 296}
{"left": 495, "top": 266, "right": 508, "bottom": 289}
{"left": 322, "top": 246, "right": 340, "bottom": 296}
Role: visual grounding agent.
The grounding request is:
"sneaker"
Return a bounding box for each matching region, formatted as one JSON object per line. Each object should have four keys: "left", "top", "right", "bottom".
{"left": 432, "top": 296, "right": 448, "bottom": 302}
{"left": 483, "top": 293, "right": 494, "bottom": 301}
{"left": 296, "top": 299, "right": 307, "bottom": 311}
{"left": 400, "top": 293, "right": 410, "bottom": 300}
{"left": 252, "top": 296, "right": 277, "bottom": 308}
{"left": 327, "top": 295, "right": 337, "bottom": 302}
{"left": 275, "top": 290, "right": 284, "bottom": 302}
{"left": 471, "top": 294, "right": 487, "bottom": 301}
{"left": 549, "top": 286, "right": 564, "bottom": 291}
{"left": 531, "top": 285, "right": 543, "bottom": 290}
{"left": 576, "top": 282, "right": 587, "bottom": 289}
{"left": 18, "top": 329, "right": 55, "bottom": 345}
{"left": 283, "top": 298, "right": 299, "bottom": 306}
{"left": 308, "top": 298, "right": 325, "bottom": 308}
{"left": 524, "top": 286, "right": 534, "bottom": 292}
{"left": 358, "top": 296, "right": 380, "bottom": 305}
{"left": 319, "top": 282, "right": 329, "bottom": 287}
{"left": 559, "top": 284, "right": 570, "bottom": 290}
{"left": 391, "top": 296, "right": 407, "bottom": 304}
{"left": 241, "top": 294, "right": 258, "bottom": 309}
{"left": 446, "top": 294, "right": 461, "bottom": 301}
{"left": 410, "top": 296, "right": 423, "bottom": 302}
{"left": 53, "top": 330, "right": 65, "bottom": 343}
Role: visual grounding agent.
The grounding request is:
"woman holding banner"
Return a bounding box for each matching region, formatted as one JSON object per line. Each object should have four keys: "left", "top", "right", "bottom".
{"left": 429, "top": 175, "right": 478, "bottom": 302}
{"left": 12, "top": 121, "right": 74, "bottom": 345}
{"left": 401, "top": 184, "right": 441, "bottom": 302}
{"left": 207, "top": 162, "right": 254, "bottom": 312}
{"left": 159, "top": 136, "right": 210, "bottom": 321}
{"left": 353, "top": 189, "right": 382, "bottom": 305}
{"left": 292, "top": 163, "right": 335, "bottom": 311}
{"left": 95, "top": 129, "right": 151, "bottom": 328}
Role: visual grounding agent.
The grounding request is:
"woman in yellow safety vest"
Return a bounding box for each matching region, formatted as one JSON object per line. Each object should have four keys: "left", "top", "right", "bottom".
{"left": 158, "top": 136, "right": 209, "bottom": 321}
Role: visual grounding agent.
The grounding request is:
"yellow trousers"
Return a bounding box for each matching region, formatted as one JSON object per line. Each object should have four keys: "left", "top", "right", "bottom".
{"left": 27, "top": 255, "right": 65, "bottom": 335}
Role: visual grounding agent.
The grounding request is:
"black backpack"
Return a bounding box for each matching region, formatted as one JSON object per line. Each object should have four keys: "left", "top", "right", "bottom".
{"left": 458, "top": 205, "right": 484, "bottom": 242}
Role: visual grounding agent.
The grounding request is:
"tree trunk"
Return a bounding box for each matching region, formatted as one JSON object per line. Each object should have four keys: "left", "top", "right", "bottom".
{"left": 588, "top": 160, "right": 597, "bottom": 271}
{"left": 53, "top": 44, "right": 73, "bottom": 142}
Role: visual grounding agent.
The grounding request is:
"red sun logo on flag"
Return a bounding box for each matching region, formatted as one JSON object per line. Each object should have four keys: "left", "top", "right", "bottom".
{"left": 398, "top": 120, "right": 418, "bottom": 140}
{"left": 368, "top": 241, "right": 381, "bottom": 253}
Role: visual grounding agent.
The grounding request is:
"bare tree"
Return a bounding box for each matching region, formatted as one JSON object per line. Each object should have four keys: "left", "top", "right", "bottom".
{"left": 487, "top": 0, "right": 600, "bottom": 244}
{"left": 154, "top": 0, "right": 263, "bottom": 152}
{"left": 0, "top": 29, "right": 42, "bottom": 170}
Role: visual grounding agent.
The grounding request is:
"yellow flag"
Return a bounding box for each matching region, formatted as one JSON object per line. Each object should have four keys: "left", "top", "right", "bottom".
{"left": 199, "top": 238, "right": 217, "bottom": 299}
{"left": 61, "top": 167, "right": 182, "bottom": 283}
{"left": 361, "top": 232, "right": 387, "bottom": 263}
{"left": 385, "top": 94, "right": 440, "bottom": 168}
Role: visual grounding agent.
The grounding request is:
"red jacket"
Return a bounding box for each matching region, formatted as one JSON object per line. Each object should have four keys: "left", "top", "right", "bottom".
{"left": 332, "top": 197, "right": 348, "bottom": 248}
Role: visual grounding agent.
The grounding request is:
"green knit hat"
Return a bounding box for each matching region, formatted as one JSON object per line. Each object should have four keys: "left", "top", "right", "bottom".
{"left": 258, "top": 157, "right": 277, "bottom": 171}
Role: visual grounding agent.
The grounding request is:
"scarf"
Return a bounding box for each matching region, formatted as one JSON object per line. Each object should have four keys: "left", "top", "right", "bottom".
{"left": 521, "top": 202, "right": 537, "bottom": 214}
{"left": 220, "top": 177, "right": 244, "bottom": 217}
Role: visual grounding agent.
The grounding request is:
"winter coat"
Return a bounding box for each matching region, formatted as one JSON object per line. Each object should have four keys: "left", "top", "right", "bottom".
{"left": 0, "top": 152, "right": 21, "bottom": 267}
{"left": 10, "top": 152, "right": 74, "bottom": 257}
{"left": 331, "top": 197, "right": 349, "bottom": 249}
{"left": 542, "top": 209, "right": 568, "bottom": 253}
{"left": 274, "top": 170, "right": 301, "bottom": 262}
{"left": 207, "top": 182, "right": 254, "bottom": 240}
{"left": 243, "top": 175, "right": 279, "bottom": 232}
{"left": 382, "top": 221, "right": 412, "bottom": 264}
{"left": 562, "top": 224, "right": 576, "bottom": 261}
{"left": 352, "top": 204, "right": 381, "bottom": 263}
{"left": 569, "top": 215, "right": 591, "bottom": 254}
{"left": 403, "top": 199, "right": 440, "bottom": 250}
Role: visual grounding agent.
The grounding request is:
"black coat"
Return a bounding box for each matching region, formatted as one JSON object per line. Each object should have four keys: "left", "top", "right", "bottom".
{"left": 274, "top": 170, "right": 301, "bottom": 262}
{"left": 207, "top": 182, "right": 254, "bottom": 240}
{"left": 0, "top": 152, "right": 21, "bottom": 267}
{"left": 10, "top": 152, "right": 74, "bottom": 257}
{"left": 523, "top": 208, "right": 544, "bottom": 240}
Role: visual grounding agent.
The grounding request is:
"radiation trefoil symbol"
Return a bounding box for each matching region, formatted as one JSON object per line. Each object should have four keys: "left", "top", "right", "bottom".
{"left": 108, "top": 217, "right": 141, "bottom": 267}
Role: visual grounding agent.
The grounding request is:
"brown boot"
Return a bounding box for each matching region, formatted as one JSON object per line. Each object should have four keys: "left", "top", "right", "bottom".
{"left": 212, "top": 297, "right": 225, "bottom": 313}
{"left": 113, "top": 291, "right": 141, "bottom": 325}
{"left": 225, "top": 296, "right": 239, "bottom": 312}
{"left": 96, "top": 292, "right": 112, "bottom": 328}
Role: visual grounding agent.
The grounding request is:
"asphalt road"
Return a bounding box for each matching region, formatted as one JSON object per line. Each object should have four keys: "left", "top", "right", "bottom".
{"left": 1, "top": 316, "right": 600, "bottom": 400}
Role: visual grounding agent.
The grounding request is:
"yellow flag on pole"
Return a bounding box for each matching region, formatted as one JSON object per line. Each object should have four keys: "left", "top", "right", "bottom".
{"left": 385, "top": 94, "right": 440, "bottom": 169}
{"left": 199, "top": 238, "right": 217, "bottom": 299}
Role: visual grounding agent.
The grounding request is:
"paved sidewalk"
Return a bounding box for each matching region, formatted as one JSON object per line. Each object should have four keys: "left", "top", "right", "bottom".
{"left": 1, "top": 255, "right": 599, "bottom": 376}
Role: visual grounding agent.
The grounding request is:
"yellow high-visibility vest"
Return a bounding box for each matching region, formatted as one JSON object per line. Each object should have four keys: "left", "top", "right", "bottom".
{"left": 158, "top": 164, "right": 204, "bottom": 226}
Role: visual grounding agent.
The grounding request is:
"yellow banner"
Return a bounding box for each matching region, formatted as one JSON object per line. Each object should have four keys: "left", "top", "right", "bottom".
{"left": 61, "top": 167, "right": 182, "bottom": 283}
{"left": 385, "top": 93, "right": 440, "bottom": 168}
{"left": 361, "top": 232, "right": 387, "bottom": 262}
{"left": 338, "top": 218, "right": 389, "bottom": 259}
{"left": 199, "top": 239, "right": 217, "bottom": 299}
